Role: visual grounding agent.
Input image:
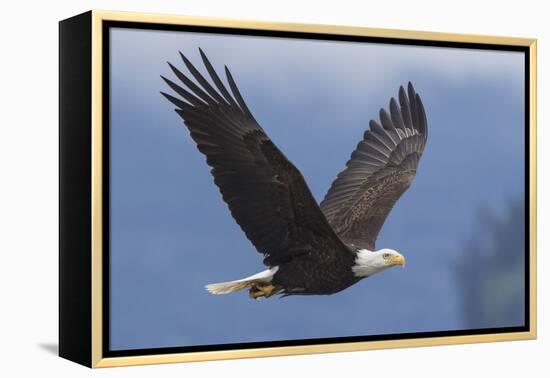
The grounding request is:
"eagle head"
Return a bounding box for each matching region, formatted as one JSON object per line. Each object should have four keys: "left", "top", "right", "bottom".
{"left": 352, "top": 248, "right": 406, "bottom": 277}
{"left": 379, "top": 248, "right": 406, "bottom": 267}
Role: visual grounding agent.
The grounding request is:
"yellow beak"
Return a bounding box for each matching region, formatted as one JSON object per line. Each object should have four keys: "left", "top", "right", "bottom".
{"left": 390, "top": 254, "right": 406, "bottom": 267}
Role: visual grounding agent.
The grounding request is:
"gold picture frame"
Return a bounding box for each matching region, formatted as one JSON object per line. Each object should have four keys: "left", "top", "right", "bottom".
{"left": 59, "top": 9, "right": 537, "bottom": 368}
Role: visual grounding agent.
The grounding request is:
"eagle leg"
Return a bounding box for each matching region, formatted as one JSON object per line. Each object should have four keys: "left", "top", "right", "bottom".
{"left": 249, "top": 283, "right": 280, "bottom": 299}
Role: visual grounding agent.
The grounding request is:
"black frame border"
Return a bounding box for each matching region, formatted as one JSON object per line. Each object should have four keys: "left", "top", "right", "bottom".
{"left": 59, "top": 11, "right": 93, "bottom": 367}
{"left": 101, "top": 20, "right": 531, "bottom": 359}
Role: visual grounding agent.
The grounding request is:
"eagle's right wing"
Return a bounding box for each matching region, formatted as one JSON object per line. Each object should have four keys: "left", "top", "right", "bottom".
{"left": 320, "top": 83, "right": 428, "bottom": 251}
{"left": 161, "top": 49, "right": 349, "bottom": 267}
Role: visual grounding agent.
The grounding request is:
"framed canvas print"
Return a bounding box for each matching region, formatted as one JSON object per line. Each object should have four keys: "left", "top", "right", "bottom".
{"left": 59, "top": 10, "right": 537, "bottom": 368}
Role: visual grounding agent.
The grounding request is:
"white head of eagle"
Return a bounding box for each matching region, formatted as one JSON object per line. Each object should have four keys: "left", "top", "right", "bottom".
{"left": 162, "top": 49, "right": 427, "bottom": 299}
{"left": 352, "top": 248, "right": 406, "bottom": 278}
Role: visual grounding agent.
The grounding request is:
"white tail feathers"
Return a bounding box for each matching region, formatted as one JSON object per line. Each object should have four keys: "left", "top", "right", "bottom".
{"left": 205, "top": 281, "right": 253, "bottom": 295}
{"left": 205, "top": 266, "right": 279, "bottom": 295}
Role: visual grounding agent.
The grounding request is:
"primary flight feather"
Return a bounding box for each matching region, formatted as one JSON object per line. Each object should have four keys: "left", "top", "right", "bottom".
{"left": 161, "top": 49, "right": 428, "bottom": 299}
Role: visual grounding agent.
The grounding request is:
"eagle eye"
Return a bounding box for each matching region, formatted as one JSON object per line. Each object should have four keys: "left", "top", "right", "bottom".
{"left": 382, "top": 253, "right": 391, "bottom": 259}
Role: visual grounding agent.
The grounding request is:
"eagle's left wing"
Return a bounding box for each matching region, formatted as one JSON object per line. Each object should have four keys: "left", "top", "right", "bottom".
{"left": 320, "top": 83, "right": 428, "bottom": 251}
{"left": 160, "top": 49, "right": 352, "bottom": 269}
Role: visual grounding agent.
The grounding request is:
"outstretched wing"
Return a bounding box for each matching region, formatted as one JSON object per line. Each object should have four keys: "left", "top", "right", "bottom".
{"left": 320, "top": 83, "right": 428, "bottom": 251}
{"left": 161, "top": 49, "right": 350, "bottom": 267}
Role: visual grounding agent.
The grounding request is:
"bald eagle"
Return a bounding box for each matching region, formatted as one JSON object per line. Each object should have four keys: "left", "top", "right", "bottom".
{"left": 161, "top": 49, "right": 428, "bottom": 299}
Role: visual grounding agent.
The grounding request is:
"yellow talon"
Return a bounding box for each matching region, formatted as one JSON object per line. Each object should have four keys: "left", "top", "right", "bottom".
{"left": 249, "top": 283, "right": 279, "bottom": 299}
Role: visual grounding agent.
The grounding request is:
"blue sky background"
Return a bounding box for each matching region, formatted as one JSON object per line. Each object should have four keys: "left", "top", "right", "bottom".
{"left": 109, "top": 27, "right": 525, "bottom": 351}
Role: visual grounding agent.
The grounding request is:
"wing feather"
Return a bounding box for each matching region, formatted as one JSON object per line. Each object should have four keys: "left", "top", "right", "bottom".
{"left": 162, "top": 49, "right": 350, "bottom": 267}
{"left": 320, "top": 83, "right": 428, "bottom": 250}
